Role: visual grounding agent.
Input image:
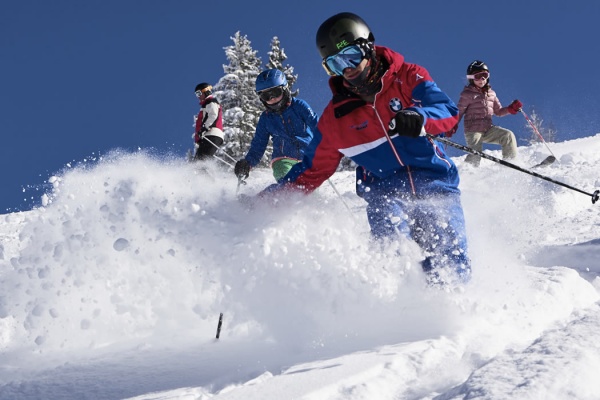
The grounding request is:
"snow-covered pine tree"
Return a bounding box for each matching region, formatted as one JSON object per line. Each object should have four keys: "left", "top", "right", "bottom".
{"left": 213, "top": 32, "right": 264, "bottom": 163}
{"left": 524, "top": 108, "right": 543, "bottom": 145}
{"left": 266, "top": 36, "right": 299, "bottom": 97}
{"left": 544, "top": 122, "right": 557, "bottom": 143}
{"left": 524, "top": 107, "right": 557, "bottom": 145}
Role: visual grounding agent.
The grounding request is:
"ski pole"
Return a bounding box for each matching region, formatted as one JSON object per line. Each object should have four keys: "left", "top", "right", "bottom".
{"left": 428, "top": 134, "right": 599, "bottom": 204}
{"left": 215, "top": 312, "right": 223, "bottom": 339}
{"left": 520, "top": 109, "right": 558, "bottom": 161}
{"left": 212, "top": 154, "right": 234, "bottom": 168}
{"left": 193, "top": 135, "right": 236, "bottom": 168}
{"left": 326, "top": 178, "right": 354, "bottom": 216}
{"left": 191, "top": 145, "right": 234, "bottom": 168}
{"left": 202, "top": 136, "right": 238, "bottom": 164}
{"left": 236, "top": 175, "right": 247, "bottom": 195}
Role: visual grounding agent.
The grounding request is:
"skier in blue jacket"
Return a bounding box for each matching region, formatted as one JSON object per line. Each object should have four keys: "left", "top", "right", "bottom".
{"left": 234, "top": 69, "right": 319, "bottom": 181}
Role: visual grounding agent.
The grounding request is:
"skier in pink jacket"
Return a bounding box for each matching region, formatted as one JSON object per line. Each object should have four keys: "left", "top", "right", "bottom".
{"left": 449, "top": 61, "right": 522, "bottom": 166}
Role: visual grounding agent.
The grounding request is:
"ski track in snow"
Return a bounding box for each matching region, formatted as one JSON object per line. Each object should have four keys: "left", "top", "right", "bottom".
{"left": 1, "top": 137, "right": 600, "bottom": 399}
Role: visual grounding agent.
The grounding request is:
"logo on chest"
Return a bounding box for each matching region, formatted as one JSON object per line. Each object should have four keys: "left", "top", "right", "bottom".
{"left": 389, "top": 98, "right": 403, "bottom": 113}
{"left": 351, "top": 120, "right": 368, "bottom": 130}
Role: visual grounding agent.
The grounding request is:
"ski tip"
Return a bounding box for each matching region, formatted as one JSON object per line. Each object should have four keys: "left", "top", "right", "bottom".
{"left": 532, "top": 155, "right": 556, "bottom": 168}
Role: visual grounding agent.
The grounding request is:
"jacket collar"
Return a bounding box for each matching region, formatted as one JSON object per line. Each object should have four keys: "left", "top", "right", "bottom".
{"left": 464, "top": 83, "right": 490, "bottom": 94}
{"left": 200, "top": 94, "right": 214, "bottom": 107}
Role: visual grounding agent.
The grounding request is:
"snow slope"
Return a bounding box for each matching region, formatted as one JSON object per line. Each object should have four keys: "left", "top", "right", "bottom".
{"left": 1, "top": 136, "right": 599, "bottom": 400}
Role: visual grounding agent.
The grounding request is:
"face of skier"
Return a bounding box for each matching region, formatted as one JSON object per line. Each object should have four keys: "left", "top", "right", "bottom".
{"left": 323, "top": 41, "right": 380, "bottom": 91}
{"left": 258, "top": 86, "right": 285, "bottom": 105}
{"left": 195, "top": 87, "right": 212, "bottom": 101}
{"left": 265, "top": 93, "right": 283, "bottom": 105}
{"left": 472, "top": 71, "right": 489, "bottom": 88}
{"left": 198, "top": 93, "right": 206, "bottom": 102}
{"left": 342, "top": 58, "right": 369, "bottom": 82}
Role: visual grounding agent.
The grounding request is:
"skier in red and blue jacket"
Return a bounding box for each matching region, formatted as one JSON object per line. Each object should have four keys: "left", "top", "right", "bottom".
{"left": 261, "top": 12, "right": 471, "bottom": 285}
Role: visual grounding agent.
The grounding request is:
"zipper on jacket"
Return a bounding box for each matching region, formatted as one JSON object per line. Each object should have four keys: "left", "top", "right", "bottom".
{"left": 371, "top": 94, "right": 417, "bottom": 196}
{"left": 280, "top": 114, "right": 302, "bottom": 157}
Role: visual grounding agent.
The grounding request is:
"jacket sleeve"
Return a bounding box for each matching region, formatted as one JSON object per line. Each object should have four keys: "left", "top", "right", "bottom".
{"left": 292, "top": 120, "right": 341, "bottom": 192}
{"left": 404, "top": 65, "right": 459, "bottom": 135}
{"left": 298, "top": 99, "right": 319, "bottom": 132}
{"left": 202, "top": 102, "right": 220, "bottom": 129}
{"left": 194, "top": 112, "right": 203, "bottom": 134}
{"left": 244, "top": 114, "right": 270, "bottom": 167}
{"left": 493, "top": 93, "right": 511, "bottom": 117}
{"left": 455, "top": 88, "right": 470, "bottom": 125}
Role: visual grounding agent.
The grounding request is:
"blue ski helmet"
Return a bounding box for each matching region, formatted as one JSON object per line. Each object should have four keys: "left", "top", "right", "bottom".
{"left": 255, "top": 69, "right": 287, "bottom": 92}
{"left": 255, "top": 69, "right": 291, "bottom": 113}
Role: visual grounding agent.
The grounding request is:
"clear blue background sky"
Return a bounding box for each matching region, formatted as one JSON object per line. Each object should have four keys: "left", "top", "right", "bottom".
{"left": 2, "top": 0, "right": 599, "bottom": 213}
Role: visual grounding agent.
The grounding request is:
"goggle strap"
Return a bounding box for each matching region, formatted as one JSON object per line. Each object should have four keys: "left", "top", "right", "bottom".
{"left": 322, "top": 60, "right": 337, "bottom": 76}
{"left": 466, "top": 72, "right": 490, "bottom": 79}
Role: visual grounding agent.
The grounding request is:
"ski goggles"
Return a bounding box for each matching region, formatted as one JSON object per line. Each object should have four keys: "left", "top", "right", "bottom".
{"left": 466, "top": 71, "right": 490, "bottom": 81}
{"left": 257, "top": 86, "right": 284, "bottom": 102}
{"left": 195, "top": 87, "right": 212, "bottom": 98}
{"left": 322, "top": 44, "right": 365, "bottom": 76}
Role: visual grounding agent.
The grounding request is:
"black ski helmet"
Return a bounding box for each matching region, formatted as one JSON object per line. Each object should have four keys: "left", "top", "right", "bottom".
{"left": 194, "top": 82, "right": 212, "bottom": 96}
{"left": 466, "top": 60, "right": 489, "bottom": 75}
{"left": 316, "top": 12, "right": 375, "bottom": 60}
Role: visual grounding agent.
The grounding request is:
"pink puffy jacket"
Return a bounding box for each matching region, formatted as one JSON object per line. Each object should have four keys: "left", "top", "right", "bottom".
{"left": 456, "top": 84, "right": 511, "bottom": 133}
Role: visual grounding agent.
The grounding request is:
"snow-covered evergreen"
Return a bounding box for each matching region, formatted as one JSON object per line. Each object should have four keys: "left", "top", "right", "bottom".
{"left": 266, "top": 36, "right": 299, "bottom": 97}
{"left": 213, "top": 32, "right": 264, "bottom": 162}
{"left": 523, "top": 107, "right": 558, "bottom": 144}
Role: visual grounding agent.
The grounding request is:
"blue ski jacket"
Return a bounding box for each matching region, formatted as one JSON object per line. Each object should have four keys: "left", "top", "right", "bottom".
{"left": 244, "top": 97, "right": 318, "bottom": 167}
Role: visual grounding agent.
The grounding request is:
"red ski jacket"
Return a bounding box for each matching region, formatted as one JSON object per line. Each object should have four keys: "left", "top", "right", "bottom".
{"left": 266, "top": 45, "right": 460, "bottom": 196}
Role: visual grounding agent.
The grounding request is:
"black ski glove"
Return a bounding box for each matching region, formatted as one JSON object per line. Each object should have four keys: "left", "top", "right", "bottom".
{"left": 388, "top": 110, "right": 424, "bottom": 138}
{"left": 234, "top": 159, "right": 250, "bottom": 178}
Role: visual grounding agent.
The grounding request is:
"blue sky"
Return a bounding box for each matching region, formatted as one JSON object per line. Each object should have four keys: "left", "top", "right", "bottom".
{"left": 2, "top": 0, "right": 599, "bottom": 213}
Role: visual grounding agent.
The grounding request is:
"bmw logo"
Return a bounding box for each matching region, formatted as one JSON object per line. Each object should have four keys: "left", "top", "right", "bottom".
{"left": 389, "top": 98, "right": 403, "bottom": 112}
